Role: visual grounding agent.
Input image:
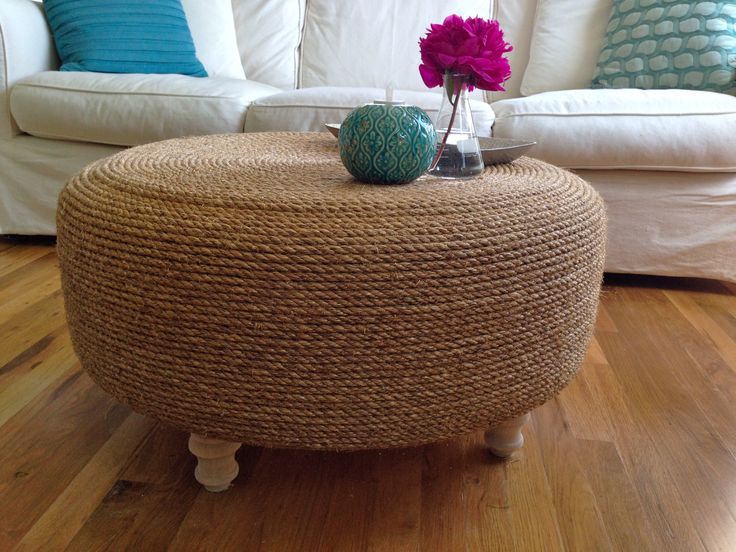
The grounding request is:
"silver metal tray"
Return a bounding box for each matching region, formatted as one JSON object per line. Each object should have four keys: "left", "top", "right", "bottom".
{"left": 325, "top": 124, "right": 536, "bottom": 166}
{"left": 478, "top": 137, "right": 537, "bottom": 165}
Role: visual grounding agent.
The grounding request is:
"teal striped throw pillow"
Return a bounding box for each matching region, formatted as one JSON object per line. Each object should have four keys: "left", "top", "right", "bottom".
{"left": 592, "top": 0, "right": 736, "bottom": 94}
{"left": 43, "top": 0, "right": 207, "bottom": 77}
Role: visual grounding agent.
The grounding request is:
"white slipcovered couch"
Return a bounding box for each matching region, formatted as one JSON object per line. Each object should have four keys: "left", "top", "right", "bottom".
{"left": 1, "top": 0, "right": 735, "bottom": 282}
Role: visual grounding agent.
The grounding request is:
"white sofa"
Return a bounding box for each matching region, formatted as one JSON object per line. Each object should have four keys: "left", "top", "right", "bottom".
{"left": 1, "top": 0, "right": 735, "bottom": 282}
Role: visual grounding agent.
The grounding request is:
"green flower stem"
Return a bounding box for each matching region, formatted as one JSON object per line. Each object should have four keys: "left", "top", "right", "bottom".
{"left": 430, "top": 76, "right": 463, "bottom": 171}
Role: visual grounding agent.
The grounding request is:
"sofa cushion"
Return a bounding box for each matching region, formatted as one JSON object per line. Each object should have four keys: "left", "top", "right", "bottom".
{"left": 10, "top": 71, "right": 280, "bottom": 146}
{"left": 243, "top": 87, "right": 495, "bottom": 136}
{"left": 232, "top": 0, "right": 305, "bottom": 90}
{"left": 520, "top": 0, "right": 613, "bottom": 96}
{"left": 492, "top": 0, "right": 538, "bottom": 101}
{"left": 181, "top": 0, "right": 245, "bottom": 79}
{"left": 300, "top": 0, "right": 492, "bottom": 93}
{"left": 492, "top": 88, "right": 736, "bottom": 171}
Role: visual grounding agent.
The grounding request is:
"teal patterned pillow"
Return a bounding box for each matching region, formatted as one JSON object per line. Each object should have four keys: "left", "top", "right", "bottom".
{"left": 592, "top": 0, "right": 736, "bottom": 94}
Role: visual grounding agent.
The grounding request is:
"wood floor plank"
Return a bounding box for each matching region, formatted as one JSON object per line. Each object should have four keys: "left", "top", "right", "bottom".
{"left": 292, "top": 452, "right": 366, "bottom": 552}
{"left": 0, "top": 289, "right": 67, "bottom": 369}
{"left": 0, "top": 253, "right": 60, "bottom": 325}
{"left": 0, "top": 329, "right": 77, "bottom": 428}
{"left": 620, "top": 287, "right": 736, "bottom": 477}
{"left": 64, "top": 426, "right": 199, "bottom": 551}
{"left": 664, "top": 290, "right": 736, "bottom": 371}
{"left": 255, "top": 450, "right": 341, "bottom": 552}
{"left": 312, "top": 453, "right": 373, "bottom": 552}
{"left": 577, "top": 353, "right": 704, "bottom": 552}
{"left": 363, "top": 447, "right": 422, "bottom": 552}
{"left": 587, "top": 336, "right": 608, "bottom": 364}
{"left": 720, "top": 281, "right": 736, "bottom": 301}
{"left": 418, "top": 440, "right": 467, "bottom": 552}
{"left": 594, "top": 302, "right": 618, "bottom": 333}
{"left": 534, "top": 400, "right": 613, "bottom": 552}
{"left": 166, "top": 447, "right": 273, "bottom": 552}
{"left": 506, "top": 415, "right": 566, "bottom": 552}
{"left": 573, "top": 438, "right": 661, "bottom": 552}
{"left": 601, "top": 288, "right": 736, "bottom": 551}
{"left": 650, "top": 292, "right": 736, "bottom": 462}
{"left": 14, "top": 413, "right": 155, "bottom": 551}
{"left": 557, "top": 365, "right": 615, "bottom": 442}
{"left": 461, "top": 434, "right": 514, "bottom": 552}
{"left": 0, "top": 372, "right": 130, "bottom": 550}
{"left": 0, "top": 246, "right": 53, "bottom": 279}
{"left": 682, "top": 282, "right": 736, "bottom": 340}
{"left": 2, "top": 245, "right": 736, "bottom": 550}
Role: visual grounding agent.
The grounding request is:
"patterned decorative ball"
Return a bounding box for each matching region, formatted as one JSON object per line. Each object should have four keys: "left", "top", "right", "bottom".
{"left": 338, "top": 103, "right": 437, "bottom": 184}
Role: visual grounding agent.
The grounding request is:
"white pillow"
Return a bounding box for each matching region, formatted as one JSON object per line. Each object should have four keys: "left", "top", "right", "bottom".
{"left": 232, "top": 0, "right": 305, "bottom": 90}
{"left": 520, "top": 0, "right": 612, "bottom": 96}
{"left": 300, "top": 0, "right": 491, "bottom": 92}
{"left": 181, "top": 0, "right": 246, "bottom": 79}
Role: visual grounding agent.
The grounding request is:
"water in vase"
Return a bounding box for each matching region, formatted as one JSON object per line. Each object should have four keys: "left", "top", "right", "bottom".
{"left": 431, "top": 132, "right": 484, "bottom": 178}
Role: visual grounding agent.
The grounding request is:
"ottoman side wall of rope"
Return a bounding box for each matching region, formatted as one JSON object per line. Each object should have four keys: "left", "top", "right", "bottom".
{"left": 56, "top": 132, "right": 606, "bottom": 451}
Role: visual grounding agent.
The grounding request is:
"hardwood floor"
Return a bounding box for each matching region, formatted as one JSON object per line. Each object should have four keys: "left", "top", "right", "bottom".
{"left": 2, "top": 236, "right": 736, "bottom": 551}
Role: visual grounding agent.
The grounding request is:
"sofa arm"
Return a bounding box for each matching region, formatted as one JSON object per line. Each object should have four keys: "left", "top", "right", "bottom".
{"left": 0, "top": 0, "right": 58, "bottom": 138}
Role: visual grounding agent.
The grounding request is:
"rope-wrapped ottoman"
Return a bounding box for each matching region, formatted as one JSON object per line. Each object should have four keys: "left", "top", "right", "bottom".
{"left": 57, "top": 132, "right": 606, "bottom": 491}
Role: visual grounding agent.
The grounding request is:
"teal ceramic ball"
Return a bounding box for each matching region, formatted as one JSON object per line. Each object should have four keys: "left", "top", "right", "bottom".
{"left": 338, "top": 103, "right": 437, "bottom": 184}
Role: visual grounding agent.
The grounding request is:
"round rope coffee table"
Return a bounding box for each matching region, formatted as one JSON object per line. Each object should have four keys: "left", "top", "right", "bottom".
{"left": 57, "top": 132, "right": 606, "bottom": 492}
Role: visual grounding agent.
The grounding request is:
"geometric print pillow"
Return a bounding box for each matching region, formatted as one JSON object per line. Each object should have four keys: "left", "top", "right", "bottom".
{"left": 592, "top": 0, "right": 736, "bottom": 94}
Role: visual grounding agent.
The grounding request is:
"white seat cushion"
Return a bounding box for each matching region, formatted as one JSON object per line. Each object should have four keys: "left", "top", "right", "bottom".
{"left": 244, "top": 87, "right": 495, "bottom": 136}
{"left": 10, "top": 71, "right": 280, "bottom": 146}
{"left": 492, "top": 89, "right": 736, "bottom": 171}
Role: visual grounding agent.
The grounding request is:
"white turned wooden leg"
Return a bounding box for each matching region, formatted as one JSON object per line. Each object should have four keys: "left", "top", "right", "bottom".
{"left": 484, "top": 413, "right": 531, "bottom": 458}
{"left": 188, "top": 434, "right": 241, "bottom": 492}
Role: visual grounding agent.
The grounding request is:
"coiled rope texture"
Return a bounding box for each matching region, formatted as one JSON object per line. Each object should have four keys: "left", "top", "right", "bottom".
{"left": 57, "top": 132, "right": 606, "bottom": 450}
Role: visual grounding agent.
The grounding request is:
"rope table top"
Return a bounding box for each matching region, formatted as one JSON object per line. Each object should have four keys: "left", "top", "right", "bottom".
{"left": 57, "top": 132, "right": 607, "bottom": 450}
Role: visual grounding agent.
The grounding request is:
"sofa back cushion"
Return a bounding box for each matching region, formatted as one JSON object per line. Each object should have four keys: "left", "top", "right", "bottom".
{"left": 299, "top": 0, "right": 493, "bottom": 93}
{"left": 232, "top": 0, "right": 305, "bottom": 90}
{"left": 228, "top": 0, "right": 540, "bottom": 98}
{"left": 492, "top": 0, "right": 539, "bottom": 100}
{"left": 182, "top": 0, "right": 245, "bottom": 79}
{"left": 520, "top": 0, "right": 613, "bottom": 96}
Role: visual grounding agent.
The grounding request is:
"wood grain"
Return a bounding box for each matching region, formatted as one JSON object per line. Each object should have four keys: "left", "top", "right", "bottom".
{"left": 14, "top": 413, "right": 155, "bottom": 551}
{"left": 534, "top": 400, "right": 613, "bottom": 552}
{"left": 0, "top": 328, "right": 77, "bottom": 428}
{"left": 2, "top": 239, "right": 736, "bottom": 551}
{"left": 0, "top": 253, "right": 60, "bottom": 325}
{"left": 65, "top": 427, "right": 199, "bottom": 551}
{"left": 506, "top": 412, "right": 566, "bottom": 552}
{"left": 0, "top": 289, "right": 67, "bottom": 369}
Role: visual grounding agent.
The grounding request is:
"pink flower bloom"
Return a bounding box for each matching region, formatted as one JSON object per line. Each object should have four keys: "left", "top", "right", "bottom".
{"left": 418, "top": 15, "right": 512, "bottom": 92}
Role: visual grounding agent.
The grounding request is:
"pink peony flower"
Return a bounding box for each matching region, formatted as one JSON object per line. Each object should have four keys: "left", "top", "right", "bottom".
{"left": 419, "top": 14, "right": 512, "bottom": 92}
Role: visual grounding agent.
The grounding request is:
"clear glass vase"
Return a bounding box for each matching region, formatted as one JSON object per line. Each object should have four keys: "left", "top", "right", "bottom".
{"left": 428, "top": 74, "right": 484, "bottom": 179}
